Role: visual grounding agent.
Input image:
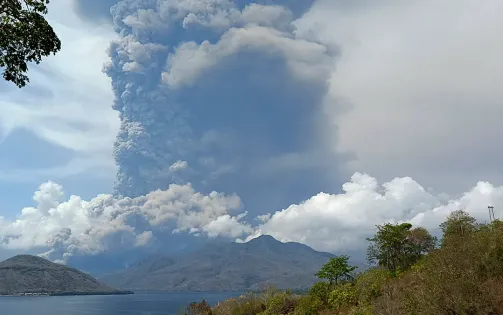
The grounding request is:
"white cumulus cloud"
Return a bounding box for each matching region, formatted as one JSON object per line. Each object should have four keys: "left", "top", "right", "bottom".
{"left": 0, "top": 181, "right": 245, "bottom": 262}
{"left": 3, "top": 172, "right": 502, "bottom": 262}
{"left": 238, "top": 173, "right": 503, "bottom": 254}
{"left": 169, "top": 160, "right": 189, "bottom": 172}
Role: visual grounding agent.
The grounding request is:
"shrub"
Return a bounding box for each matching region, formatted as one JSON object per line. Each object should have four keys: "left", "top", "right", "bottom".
{"left": 292, "top": 295, "right": 318, "bottom": 315}
{"left": 212, "top": 293, "right": 266, "bottom": 315}
{"left": 261, "top": 291, "right": 297, "bottom": 315}
{"left": 353, "top": 267, "right": 392, "bottom": 303}
{"left": 347, "top": 303, "right": 374, "bottom": 315}
{"left": 309, "top": 282, "right": 331, "bottom": 307}
{"left": 179, "top": 299, "right": 212, "bottom": 315}
{"left": 328, "top": 283, "right": 356, "bottom": 309}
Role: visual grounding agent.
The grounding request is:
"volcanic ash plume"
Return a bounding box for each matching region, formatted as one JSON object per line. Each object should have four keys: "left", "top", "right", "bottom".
{"left": 104, "top": 0, "right": 341, "bottom": 211}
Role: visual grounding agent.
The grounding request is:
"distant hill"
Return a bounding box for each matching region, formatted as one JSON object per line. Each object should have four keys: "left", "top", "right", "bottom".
{"left": 67, "top": 232, "right": 211, "bottom": 277}
{"left": 0, "top": 255, "right": 131, "bottom": 296}
{"left": 100, "top": 235, "right": 335, "bottom": 291}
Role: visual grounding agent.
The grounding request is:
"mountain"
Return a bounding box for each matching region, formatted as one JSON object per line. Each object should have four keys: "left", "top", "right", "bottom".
{"left": 67, "top": 232, "right": 211, "bottom": 277}
{"left": 0, "top": 255, "right": 132, "bottom": 295}
{"left": 100, "top": 235, "right": 335, "bottom": 291}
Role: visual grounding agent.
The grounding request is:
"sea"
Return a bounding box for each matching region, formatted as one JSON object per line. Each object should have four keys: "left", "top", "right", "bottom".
{"left": 0, "top": 292, "right": 244, "bottom": 315}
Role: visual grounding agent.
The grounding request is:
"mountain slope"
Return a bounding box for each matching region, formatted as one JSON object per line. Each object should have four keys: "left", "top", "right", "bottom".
{"left": 101, "top": 235, "right": 335, "bottom": 291}
{"left": 0, "top": 255, "right": 129, "bottom": 295}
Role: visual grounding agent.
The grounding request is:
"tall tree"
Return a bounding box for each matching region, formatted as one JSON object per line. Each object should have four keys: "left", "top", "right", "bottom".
{"left": 367, "top": 223, "right": 436, "bottom": 275}
{"left": 315, "top": 255, "right": 357, "bottom": 287}
{"left": 407, "top": 226, "right": 438, "bottom": 262}
{"left": 1, "top": 0, "right": 61, "bottom": 88}
{"left": 439, "top": 210, "right": 478, "bottom": 246}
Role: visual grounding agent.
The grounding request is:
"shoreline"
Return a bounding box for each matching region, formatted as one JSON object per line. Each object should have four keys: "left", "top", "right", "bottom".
{"left": 0, "top": 291, "right": 134, "bottom": 297}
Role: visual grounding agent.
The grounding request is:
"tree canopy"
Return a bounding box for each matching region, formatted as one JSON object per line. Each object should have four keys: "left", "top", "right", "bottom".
{"left": 439, "top": 209, "right": 478, "bottom": 245}
{"left": 0, "top": 0, "right": 61, "bottom": 88}
{"left": 366, "top": 222, "right": 436, "bottom": 275}
{"left": 315, "top": 255, "right": 357, "bottom": 287}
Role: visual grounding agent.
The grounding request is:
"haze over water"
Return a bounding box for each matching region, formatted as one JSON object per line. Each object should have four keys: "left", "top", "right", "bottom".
{"left": 0, "top": 292, "right": 242, "bottom": 315}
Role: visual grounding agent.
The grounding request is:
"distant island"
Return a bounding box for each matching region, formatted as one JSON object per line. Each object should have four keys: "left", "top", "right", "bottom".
{"left": 0, "top": 255, "right": 133, "bottom": 296}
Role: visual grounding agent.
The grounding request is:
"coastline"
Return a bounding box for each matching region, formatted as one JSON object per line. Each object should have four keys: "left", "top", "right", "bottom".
{"left": 0, "top": 290, "right": 134, "bottom": 297}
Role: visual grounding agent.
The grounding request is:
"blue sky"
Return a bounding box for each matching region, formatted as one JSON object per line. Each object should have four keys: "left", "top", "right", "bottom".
{"left": 0, "top": 0, "right": 502, "bottom": 266}
{"left": 0, "top": 5, "right": 118, "bottom": 217}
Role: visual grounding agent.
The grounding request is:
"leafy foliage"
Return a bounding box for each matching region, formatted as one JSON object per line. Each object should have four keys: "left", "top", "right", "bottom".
{"left": 315, "top": 256, "right": 357, "bottom": 287}
{"left": 186, "top": 213, "right": 503, "bottom": 315}
{"left": 328, "top": 283, "right": 356, "bottom": 309}
{"left": 180, "top": 300, "right": 213, "bottom": 315}
{"left": 353, "top": 267, "right": 392, "bottom": 303}
{"left": 439, "top": 209, "right": 478, "bottom": 246}
{"left": 292, "top": 295, "right": 317, "bottom": 315}
{"left": 262, "top": 291, "right": 297, "bottom": 315}
{"left": 366, "top": 222, "right": 436, "bottom": 274}
{"left": 211, "top": 293, "right": 266, "bottom": 315}
{"left": 0, "top": 0, "right": 61, "bottom": 87}
{"left": 309, "top": 281, "right": 331, "bottom": 308}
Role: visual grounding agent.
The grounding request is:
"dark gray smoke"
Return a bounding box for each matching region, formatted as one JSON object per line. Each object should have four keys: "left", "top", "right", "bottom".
{"left": 95, "top": 0, "right": 345, "bottom": 214}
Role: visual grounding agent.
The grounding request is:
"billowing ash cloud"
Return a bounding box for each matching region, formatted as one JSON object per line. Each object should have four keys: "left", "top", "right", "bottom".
{"left": 101, "top": 0, "right": 342, "bottom": 213}
{"left": 72, "top": 0, "right": 315, "bottom": 23}
{"left": 1, "top": 173, "right": 502, "bottom": 263}
{"left": 0, "top": 181, "right": 247, "bottom": 262}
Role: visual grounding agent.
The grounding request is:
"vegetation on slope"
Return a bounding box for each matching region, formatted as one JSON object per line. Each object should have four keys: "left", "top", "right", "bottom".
{"left": 182, "top": 210, "right": 503, "bottom": 314}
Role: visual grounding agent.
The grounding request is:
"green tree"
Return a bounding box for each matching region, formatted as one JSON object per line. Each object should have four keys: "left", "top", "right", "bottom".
{"left": 367, "top": 223, "right": 436, "bottom": 275}
{"left": 440, "top": 210, "right": 477, "bottom": 246}
{"left": 1, "top": 0, "right": 61, "bottom": 88}
{"left": 315, "top": 256, "right": 357, "bottom": 287}
{"left": 407, "top": 226, "right": 437, "bottom": 262}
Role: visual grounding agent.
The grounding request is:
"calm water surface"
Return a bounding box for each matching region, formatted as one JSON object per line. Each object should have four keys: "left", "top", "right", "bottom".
{"left": 0, "top": 292, "right": 244, "bottom": 315}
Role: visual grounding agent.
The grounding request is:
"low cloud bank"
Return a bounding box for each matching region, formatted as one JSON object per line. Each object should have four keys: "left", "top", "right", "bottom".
{"left": 1, "top": 172, "right": 501, "bottom": 261}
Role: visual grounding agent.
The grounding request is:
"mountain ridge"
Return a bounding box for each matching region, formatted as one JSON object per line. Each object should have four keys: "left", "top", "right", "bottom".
{"left": 100, "top": 235, "right": 335, "bottom": 291}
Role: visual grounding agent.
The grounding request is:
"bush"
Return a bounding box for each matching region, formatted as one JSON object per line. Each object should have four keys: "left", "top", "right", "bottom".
{"left": 261, "top": 291, "right": 297, "bottom": 315}
{"left": 309, "top": 282, "right": 331, "bottom": 307}
{"left": 353, "top": 267, "right": 392, "bottom": 303}
{"left": 292, "top": 295, "right": 317, "bottom": 315}
{"left": 212, "top": 293, "right": 266, "bottom": 315}
{"left": 328, "top": 283, "right": 356, "bottom": 309}
{"left": 179, "top": 299, "right": 212, "bottom": 315}
{"left": 347, "top": 303, "right": 374, "bottom": 315}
